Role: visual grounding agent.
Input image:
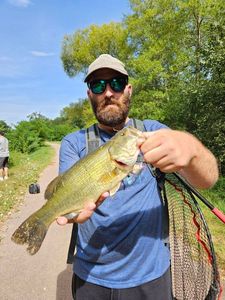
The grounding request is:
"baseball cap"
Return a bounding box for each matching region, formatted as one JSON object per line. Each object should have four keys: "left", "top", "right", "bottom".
{"left": 84, "top": 54, "right": 128, "bottom": 82}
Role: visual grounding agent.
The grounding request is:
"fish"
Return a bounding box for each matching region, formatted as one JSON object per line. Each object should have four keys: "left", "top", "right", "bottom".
{"left": 11, "top": 126, "right": 143, "bottom": 255}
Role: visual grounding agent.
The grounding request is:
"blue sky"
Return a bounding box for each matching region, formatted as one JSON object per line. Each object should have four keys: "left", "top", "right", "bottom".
{"left": 0, "top": 0, "right": 130, "bottom": 126}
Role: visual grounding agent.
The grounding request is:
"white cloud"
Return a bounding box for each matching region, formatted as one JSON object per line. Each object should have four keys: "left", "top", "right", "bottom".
{"left": 30, "top": 51, "right": 55, "bottom": 57}
{"left": 7, "top": 0, "right": 31, "bottom": 7}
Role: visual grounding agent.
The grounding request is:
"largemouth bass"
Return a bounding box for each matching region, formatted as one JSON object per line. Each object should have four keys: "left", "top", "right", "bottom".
{"left": 11, "top": 126, "right": 143, "bottom": 255}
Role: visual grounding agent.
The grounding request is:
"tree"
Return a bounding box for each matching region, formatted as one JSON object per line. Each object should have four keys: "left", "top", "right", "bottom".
{"left": 60, "top": 0, "right": 225, "bottom": 172}
{"left": 0, "top": 120, "right": 11, "bottom": 133}
{"left": 60, "top": 99, "right": 96, "bottom": 129}
{"left": 61, "top": 22, "right": 131, "bottom": 79}
{"left": 7, "top": 121, "right": 42, "bottom": 153}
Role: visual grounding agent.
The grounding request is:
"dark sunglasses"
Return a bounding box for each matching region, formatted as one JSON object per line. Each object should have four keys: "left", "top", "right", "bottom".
{"left": 88, "top": 76, "right": 128, "bottom": 94}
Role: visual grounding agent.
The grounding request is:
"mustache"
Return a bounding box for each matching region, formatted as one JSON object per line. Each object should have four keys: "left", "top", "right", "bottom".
{"left": 102, "top": 97, "right": 119, "bottom": 105}
{"left": 96, "top": 97, "right": 121, "bottom": 110}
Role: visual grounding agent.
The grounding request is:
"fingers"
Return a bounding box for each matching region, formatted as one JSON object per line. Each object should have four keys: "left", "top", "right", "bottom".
{"left": 138, "top": 129, "right": 195, "bottom": 173}
{"left": 74, "top": 202, "right": 96, "bottom": 224}
{"left": 57, "top": 216, "right": 69, "bottom": 225}
{"left": 95, "top": 191, "right": 109, "bottom": 207}
{"left": 56, "top": 192, "right": 109, "bottom": 225}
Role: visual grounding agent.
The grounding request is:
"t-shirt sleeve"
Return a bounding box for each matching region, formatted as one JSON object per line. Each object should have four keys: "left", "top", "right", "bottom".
{"left": 143, "top": 119, "right": 169, "bottom": 131}
{"left": 59, "top": 131, "right": 85, "bottom": 174}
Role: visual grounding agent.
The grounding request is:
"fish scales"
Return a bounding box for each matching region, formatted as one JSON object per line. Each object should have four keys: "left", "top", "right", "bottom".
{"left": 11, "top": 126, "right": 142, "bottom": 255}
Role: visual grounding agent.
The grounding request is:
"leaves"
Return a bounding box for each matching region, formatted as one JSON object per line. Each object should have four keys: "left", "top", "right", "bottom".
{"left": 61, "top": 22, "right": 131, "bottom": 78}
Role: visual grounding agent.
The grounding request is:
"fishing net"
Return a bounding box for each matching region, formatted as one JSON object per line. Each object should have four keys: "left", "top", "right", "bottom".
{"left": 163, "top": 173, "right": 222, "bottom": 300}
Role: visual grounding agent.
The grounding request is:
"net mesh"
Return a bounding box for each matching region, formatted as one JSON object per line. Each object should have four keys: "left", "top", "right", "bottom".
{"left": 164, "top": 173, "right": 221, "bottom": 300}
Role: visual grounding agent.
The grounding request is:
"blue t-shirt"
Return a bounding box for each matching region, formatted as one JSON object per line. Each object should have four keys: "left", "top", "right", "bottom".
{"left": 59, "top": 119, "right": 170, "bottom": 288}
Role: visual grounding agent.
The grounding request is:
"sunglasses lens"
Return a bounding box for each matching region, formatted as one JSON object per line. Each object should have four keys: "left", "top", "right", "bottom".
{"left": 89, "top": 77, "right": 128, "bottom": 94}
{"left": 110, "top": 77, "right": 127, "bottom": 92}
{"left": 90, "top": 80, "right": 106, "bottom": 94}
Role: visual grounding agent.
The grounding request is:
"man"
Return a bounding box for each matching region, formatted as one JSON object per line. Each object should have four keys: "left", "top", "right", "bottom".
{"left": 57, "top": 54, "right": 218, "bottom": 300}
{"left": 0, "top": 131, "right": 9, "bottom": 181}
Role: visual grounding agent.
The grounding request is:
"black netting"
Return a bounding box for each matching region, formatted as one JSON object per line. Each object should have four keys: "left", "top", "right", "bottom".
{"left": 164, "top": 173, "right": 221, "bottom": 300}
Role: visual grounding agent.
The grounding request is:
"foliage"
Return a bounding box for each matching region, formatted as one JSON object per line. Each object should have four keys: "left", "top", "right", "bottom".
{"left": 0, "top": 145, "right": 54, "bottom": 225}
{"left": 0, "top": 120, "right": 11, "bottom": 133}
{"left": 61, "top": 22, "right": 131, "bottom": 79}
{"left": 60, "top": 98, "right": 96, "bottom": 128}
{"left": 199, "top": 176, "right": 225, "bottom": 278}
{"left": 1, "top": 112, "right": 75, "bottom": 154}
{"left": 7, "top": 121, "right": 43, "bottom": 153}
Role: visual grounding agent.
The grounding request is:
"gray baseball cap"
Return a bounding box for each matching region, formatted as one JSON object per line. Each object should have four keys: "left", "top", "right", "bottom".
{"left": 84, "top": 54, "right": 128, "bottom": 82}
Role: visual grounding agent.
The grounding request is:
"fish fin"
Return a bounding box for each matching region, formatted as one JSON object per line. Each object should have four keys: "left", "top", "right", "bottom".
{"left": 44, "top": 175, "right": 62, "bottom": 200}
{"left": 11, "top": 214, "right": 49, "bottom": 255}
{"left": 109, "top": 183, "right": 121, "bottom": 196}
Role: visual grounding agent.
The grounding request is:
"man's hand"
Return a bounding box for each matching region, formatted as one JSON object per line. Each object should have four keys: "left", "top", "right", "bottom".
{"left": 56, "top": 192, "right": 109, "bottom": 225}
{"left": 138, "top": 129, "right": 197, "bottom": 173}
{"left": 138, "top": 129, "right": 218, "bottom": 189}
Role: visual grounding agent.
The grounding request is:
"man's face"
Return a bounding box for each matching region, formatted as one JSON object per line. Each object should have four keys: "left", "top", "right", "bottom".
{"left": 87, "top": 69, "right": 132, "bottom": 127}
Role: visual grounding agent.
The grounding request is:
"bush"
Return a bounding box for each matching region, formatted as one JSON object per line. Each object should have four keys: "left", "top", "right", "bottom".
{"left": 7, "top": 121, "right": 43, "bottom": 153}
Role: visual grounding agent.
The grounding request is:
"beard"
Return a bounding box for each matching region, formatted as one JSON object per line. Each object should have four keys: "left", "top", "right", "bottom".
{"left": 90, "top": 92, "right": 131, "bottom": 127}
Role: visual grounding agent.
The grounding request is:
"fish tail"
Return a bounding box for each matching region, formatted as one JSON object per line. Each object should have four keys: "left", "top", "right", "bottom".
{"left": 11, "top": 214, "right": 49, "bottom": 255}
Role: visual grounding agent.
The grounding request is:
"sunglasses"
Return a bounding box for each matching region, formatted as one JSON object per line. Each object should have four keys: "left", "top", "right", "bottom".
{"left": 88, "top": 76, "right": 128, "bottom": 94}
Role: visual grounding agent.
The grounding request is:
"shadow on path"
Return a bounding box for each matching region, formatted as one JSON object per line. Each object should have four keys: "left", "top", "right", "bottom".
{"left": 56, "top": 264, "right": 73, "bottom": 300}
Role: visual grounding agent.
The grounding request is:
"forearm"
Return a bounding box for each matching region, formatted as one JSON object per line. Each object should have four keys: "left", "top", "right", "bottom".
{"left": 179, "top": 138, "right": 219, "bottom": 189}
{"left": 139, "top": 129, "right": 219, "bottom": 189}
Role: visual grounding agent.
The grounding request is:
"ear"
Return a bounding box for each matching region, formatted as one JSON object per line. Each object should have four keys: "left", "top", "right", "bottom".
{"left": 127, "top": 84, "right": 132, "bottom": 97}
{"left": 87, "top": 89, "right": 91, "bottom": 98}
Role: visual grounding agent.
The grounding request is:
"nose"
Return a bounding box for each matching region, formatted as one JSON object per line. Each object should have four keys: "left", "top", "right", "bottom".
{"left": 104, "top": 83, "right": 114, "bottom": 97}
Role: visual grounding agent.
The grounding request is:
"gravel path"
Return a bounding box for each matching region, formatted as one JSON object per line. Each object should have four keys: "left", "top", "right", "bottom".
{"left": 0, "top": 143, "right": 73, "bottom": 300}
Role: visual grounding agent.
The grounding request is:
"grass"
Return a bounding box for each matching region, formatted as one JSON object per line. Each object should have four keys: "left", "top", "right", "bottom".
{"left": 199, "top": 177, "right": 225, "bottom": 279}
{"left": 0, "top": 144, "right": 55, "bottom": 227}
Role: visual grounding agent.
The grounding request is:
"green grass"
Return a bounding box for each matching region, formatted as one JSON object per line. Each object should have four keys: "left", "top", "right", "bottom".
{"left": 199, "top": 177, "right": 225, "bottom": 279}
{"left": 0, "top": 144, "right": 55, "bottom": 226}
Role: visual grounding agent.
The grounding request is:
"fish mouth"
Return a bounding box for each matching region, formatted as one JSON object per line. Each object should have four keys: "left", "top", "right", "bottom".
{"left": 114, "top": 159, "right": 129, "bottom": 168}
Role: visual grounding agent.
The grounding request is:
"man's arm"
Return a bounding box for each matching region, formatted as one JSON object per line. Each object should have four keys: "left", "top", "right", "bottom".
{"left": 139, "top": 129, "right": 219, "bottom": 189}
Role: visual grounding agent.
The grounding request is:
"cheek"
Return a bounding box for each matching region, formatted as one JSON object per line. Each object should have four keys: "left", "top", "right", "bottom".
{"left": 90, "top": 96, "right": 103, "bottom": 109}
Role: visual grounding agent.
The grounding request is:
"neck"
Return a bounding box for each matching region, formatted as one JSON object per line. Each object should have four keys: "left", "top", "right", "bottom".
{"left": 98, "top": 117, "right": 130, "bottom": 133}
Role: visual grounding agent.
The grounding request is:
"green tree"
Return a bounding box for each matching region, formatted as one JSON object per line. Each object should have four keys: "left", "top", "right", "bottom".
{"left": 7, "top": 121, "right": 42, "bottom": 153}
{"left": 60, "top": 0, "right": 225, "bottom": 172}
{"left": 60, "top": 99, "right": 96, "bottom": 129}
{"left": 61, "top": 22, "right": 131, "bottom": 79}
{"left": 0, "top": 120, "right": 11, "bottom": 133}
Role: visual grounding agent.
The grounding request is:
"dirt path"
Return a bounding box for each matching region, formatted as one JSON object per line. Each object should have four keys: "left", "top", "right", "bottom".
{"left": 0, "top": 143, "right": 73, "bottom": 300}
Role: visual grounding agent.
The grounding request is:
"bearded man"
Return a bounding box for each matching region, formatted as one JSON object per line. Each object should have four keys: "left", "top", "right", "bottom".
{"left": 57, "top": 54, "right": 218, "bottom": 300}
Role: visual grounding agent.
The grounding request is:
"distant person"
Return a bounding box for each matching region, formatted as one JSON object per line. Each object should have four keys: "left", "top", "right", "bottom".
{"left": 0, "top": 131, "right": 9, "bottom": 181}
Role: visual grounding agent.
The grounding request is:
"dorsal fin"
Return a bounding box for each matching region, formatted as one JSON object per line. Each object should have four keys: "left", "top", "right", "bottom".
{"left": 44, "top": 175, "right": 62, "bottom": 200}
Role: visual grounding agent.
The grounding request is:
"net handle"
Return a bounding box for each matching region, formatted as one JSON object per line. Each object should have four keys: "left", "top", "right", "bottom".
{"left": 173, "top": 173, "right": 225, "bottom": 225}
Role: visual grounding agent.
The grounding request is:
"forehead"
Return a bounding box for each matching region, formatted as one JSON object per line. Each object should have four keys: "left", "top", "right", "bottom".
{"left": 89, "top": 68, "right": 123, "bottom": 81}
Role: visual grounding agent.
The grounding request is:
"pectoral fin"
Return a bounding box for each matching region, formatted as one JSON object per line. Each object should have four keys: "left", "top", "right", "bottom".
{"left": 44, "top": 175, "right": 63, "bottom": 200}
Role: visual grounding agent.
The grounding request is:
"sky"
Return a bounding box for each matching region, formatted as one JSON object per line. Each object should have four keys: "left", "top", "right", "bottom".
{"left": 0, "top": 0, "right": 131, "bottom": 126}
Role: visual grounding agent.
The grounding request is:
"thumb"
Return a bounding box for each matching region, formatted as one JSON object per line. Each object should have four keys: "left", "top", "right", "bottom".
{"left": 137, "top": 131, "right": 156, "bottom": 147}
{"left": 141, "top": 131, "right": 156, "bottom": 139}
